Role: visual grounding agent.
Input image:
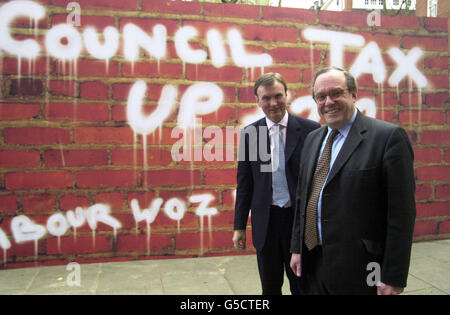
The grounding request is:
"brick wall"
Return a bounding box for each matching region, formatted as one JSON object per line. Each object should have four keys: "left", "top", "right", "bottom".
{"left": 0, "top": 0, "right": 448, "bottom": 269}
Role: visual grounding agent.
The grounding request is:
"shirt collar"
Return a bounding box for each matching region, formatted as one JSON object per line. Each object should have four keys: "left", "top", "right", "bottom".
{"left": 327, "top": 108, "right": 357, "bottom": 138}
{"left": 266, "top": 111, "right": 288, "bottom": 130}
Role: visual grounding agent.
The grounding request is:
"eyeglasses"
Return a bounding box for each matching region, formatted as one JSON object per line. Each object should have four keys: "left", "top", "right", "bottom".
{"left": 314, "top": 89, "right": 349, "bottom": 104}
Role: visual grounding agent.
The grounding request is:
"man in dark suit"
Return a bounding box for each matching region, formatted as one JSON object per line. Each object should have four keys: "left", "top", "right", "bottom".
{"left": 233, "top": 73, "right": 320, "bottom": 295}
{"left": 290, "top": 67, "right": 416, "bottom": 295}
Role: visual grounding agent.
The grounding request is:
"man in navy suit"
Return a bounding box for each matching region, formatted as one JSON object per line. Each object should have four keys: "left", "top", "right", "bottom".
{"left": 233, "top": 73, "right": 320, "bottom": 295}
{"left": 290, "top": 67, "right": 416, "bottom": 295}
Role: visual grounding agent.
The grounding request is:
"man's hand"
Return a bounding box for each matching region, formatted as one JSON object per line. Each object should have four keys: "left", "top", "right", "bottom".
{"left": 232, "top": 230, "right": 246, "bottom": 250}
{"left": 377, "top": 282, "right": 404, "bottom": 295}
{"left": 290, "top": 253, "right": 302, "bottom": 277}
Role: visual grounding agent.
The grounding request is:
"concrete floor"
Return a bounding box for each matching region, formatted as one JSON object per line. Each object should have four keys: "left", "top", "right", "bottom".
{"left": 0, "top": 239, "right": 448, "bottom": 295}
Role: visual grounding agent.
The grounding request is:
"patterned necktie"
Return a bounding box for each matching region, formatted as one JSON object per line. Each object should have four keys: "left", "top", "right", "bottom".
{"left": 272, "top": 124, "right": 290, "bottom": 208}
{"left": 304, "top": 129, "right": 339, "bottom": 251}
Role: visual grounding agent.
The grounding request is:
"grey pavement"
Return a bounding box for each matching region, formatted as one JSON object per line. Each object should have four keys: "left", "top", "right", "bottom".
{"left": 0, "top": 239, "right": 448, "bottom": 295}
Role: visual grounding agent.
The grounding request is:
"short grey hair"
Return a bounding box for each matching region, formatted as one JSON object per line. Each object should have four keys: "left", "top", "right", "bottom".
{"left": 312, "top": 67, "right": 357, "bottom": 100}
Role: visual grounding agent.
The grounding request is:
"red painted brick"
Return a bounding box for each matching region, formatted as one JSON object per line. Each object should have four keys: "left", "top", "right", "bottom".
{"left": 72, "top": 0, "right": 138, "bottom": 11}
{"left": 9, "top": 79, "right": 44, "bottom": 97}
{"left": 426, "top": 74, "right": 449, "bottom": 89}
{"left": 111, "top": 149, "right": 172, "bottom": 166}
{"left": 243, "top": 25, "right": 298, "bottom": 43}
{"left": 44, "top": 149, "right": 108, "bottom": 167}
{"left": 380, "top": 15, "right": 420, "bottom": 30}
{"left": 438, "top": 220, "right": 450, "bottom": 234}
{"left": 46, "top": 235, "right": 111, "bottom": 255}
{"left": 45, "top": 103, "right": 109, "bottom": 121}
{"left": 23, "top": 194, "right": 55, "bottom": 213}
{"left": 398, "top": 110, "right": 444, "bottom": 125}
{"left": 0, "top": 103, "right": 41, "bottom": 120}
{"left": 144, "top": 170, "right": 201, "bottom": 187}
{"left": 1, "top": 57, "right": 47, "bottom": 75}
{"left": 424, "top": 17, "right": 448, "bottom": 32}
{"left": 112, "top": 83, "right": 135, "bottom": 100}
{"left": 74, "top": 127, "right": 134, "bottom": 144}
{"left": 0, "top": 194, "right": 17, "bottom": 213}
{"left": 122, "top": 62, "right": 183, "bottom": 78}
{"left": 413, "top": 220, "right": 437, "bottom": 236}
{"left": 402, "top": 36, "right": 448, "bottom": 51}
{"left": 435, "top": 184, "right": 450, "bottom": 200}
{"left": 51, "top": 14, "right": 115, "bottom": 30}
{"left": 376, "top": 110, "right": 395, "bottom": 123}
{"left": 415, "top": 184, "right": 432, "bottom": 201}
{"left": 115, "top": 233, "right": 173, "bottom": 252}
{"left": 48, "top": 80, "right": 77, "bottom": 97}
{"left": 446, "top": 149, "right": 450, "bottom": 163}
{"left": 94, "top": 193, "right": 125, "bottom": 211}
{"left": 142, "top": 0, "right": 201, "bottom": 14}
{"left": 413, "top": 148, "right": 442, "bottom": 163}
{"left": 59, "top": 194, "right": 89, "bottom": 211}
{"left": 4, "top": 127, "right": 70, "bottom": 145}
{"left": 262, "top": 6, "right": 315, "bottom": 24}
{"left": 268, "top": 47, "right": 319, "bottom": 65}
{"left": 204, "top": 169, "right": 236, "bottom": 185}
{"left": 0, "top": 150, "right": 40, "bottom": 168}
{"left": 424, "top": 56, "right": 449, "bottom": 70}
{"left": 222, "top": 189, "right": 236, "bottom": 207}
{"left": 186, "top": 65, "right": 243, "bottom": 82}
{"left": 319, "top": 11, "right": 367, "bottom": 28}
{"left": 420, "top": 130, "right": 450, "bottom": 145}
{"left": 416, "top": 202, "right": 450, "bottom": 218}
{"left": 238, "top": 86, "right": 256, "bottom": 103}
{"left": 356, "top": 32, "right": 401, "bottom": 49}
{"left": 204, "top": 2, "right": 259, "bottom": 19}
{"left": 68, "top": 59, "right": 119, "bottom": 77}
{"left": 76, "top": 170, "right": 138, "bottom": 188}
{"left": 119, "top": 18, "right": 178, "bottom": 35}
{"left": 80, "top": 81, "right": 109, "bottom": 100}
{"left": 425, "top": 92, "right": 448, "bottom": 107}
{"left": 416, "top": 166, "right": 450, "bottom": 181}
{"left": 182, "top": 20, "right": 238, "bottom": 38}
{"left": 5, "top": 172, "right": 72, "bottom": 190}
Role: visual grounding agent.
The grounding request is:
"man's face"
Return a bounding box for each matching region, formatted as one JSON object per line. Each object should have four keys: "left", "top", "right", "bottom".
{"left": 256, "top": 81, "right": 287, "bottom": 123}
{"left": 313, "top": 70, "right": 356, "bottom": 129}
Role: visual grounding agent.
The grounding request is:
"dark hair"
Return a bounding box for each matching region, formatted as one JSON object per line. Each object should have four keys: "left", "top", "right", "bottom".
{"left": 254, "top": 72, "right": 288, "bottom": 97}
{"left": 312, "top": 67, "right": 357, "bottom": 100}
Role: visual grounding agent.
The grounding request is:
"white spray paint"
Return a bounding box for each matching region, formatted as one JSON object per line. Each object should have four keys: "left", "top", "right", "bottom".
{"left": 83, "top": 26, "right": 119, "bottom": 72}
{"left": 46, "top": 213, "right": 69, "bottom": 252}
{"left": 303, "top": 28, "right": 365, "bottom": 68}
{"left": 123, "top": 23, "right": 166, "bottom": 71}
{"left": 177, "top": 82, "right": 223, "bottom": 128}
{"left": 207, "top": 29, "right": 226, "bottom": 68}
{"left": 388, "top": 47, "right": 427, "bottom": 88}
{"left": 175, "top": 26, "right": 207, "bottom": 64}
{"left": 350, "top": 41, "right": 386, "bottom": 84}
{"left": 130, "top": 198, "right": 163, "bottom": 255}
{"left": 0, "top": 228, "right": 11, "bottom": 265}
{"left": 228, "top": 29, "right": 272, "bottom": 69}
{"left": 190, "top": 194, "right": 218, "bottom": 256}
{"left": 11, "top": 215, "right": 46, "bottom": 259}
{"left": 164, "top": 198, "right": 186, "bottom": 234}
{"left": 66, "top": 207, "right": 86, "bottom": 241}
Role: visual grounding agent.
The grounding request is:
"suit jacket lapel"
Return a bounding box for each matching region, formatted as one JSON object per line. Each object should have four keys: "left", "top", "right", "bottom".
{"left": 285, "top": 114, "right": 300, "bottom": 162}
{"left": 305, "top": 126, "right": 328, "bottom": 190}
{"left": 326, "top": 111, "right": 366, "bottom": 185}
